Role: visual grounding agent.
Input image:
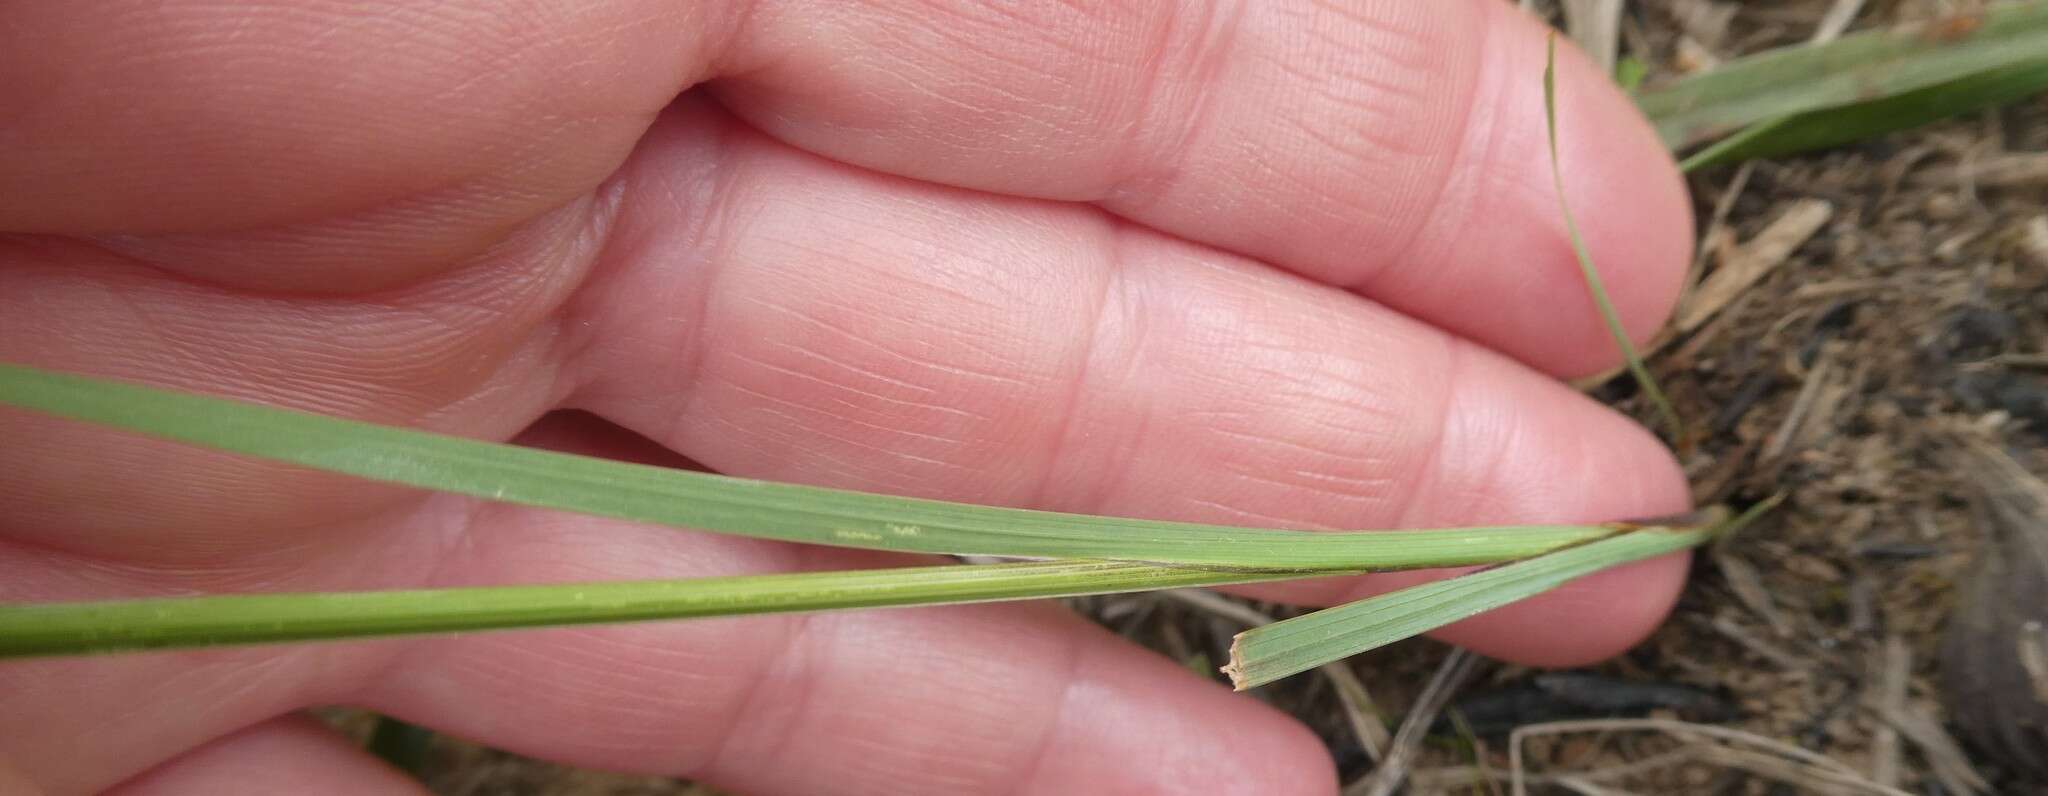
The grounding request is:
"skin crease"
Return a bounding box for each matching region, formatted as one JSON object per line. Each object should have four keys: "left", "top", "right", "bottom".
{"left": 0, "top": 2, "right": 1695, "bottom": 794}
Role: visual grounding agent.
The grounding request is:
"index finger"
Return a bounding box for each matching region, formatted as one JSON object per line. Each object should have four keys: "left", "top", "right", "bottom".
{"left": 710, "top": 0, "right": 1692, "bottom": 377}
{"left": 4, "top": 1, "right": 1686, "bottom": 376}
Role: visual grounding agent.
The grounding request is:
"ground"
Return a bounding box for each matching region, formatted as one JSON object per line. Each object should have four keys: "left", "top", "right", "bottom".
{"left": 322, "top": 1, "right": 2048, "bottom": 793}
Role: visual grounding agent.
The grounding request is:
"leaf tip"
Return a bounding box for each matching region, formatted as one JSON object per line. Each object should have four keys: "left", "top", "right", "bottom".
{"left": 1221, "top": 633, "right": 1250, "bottom": 691}
{"left": 1722, "top": 492, "right": 1788, "bottom": 534}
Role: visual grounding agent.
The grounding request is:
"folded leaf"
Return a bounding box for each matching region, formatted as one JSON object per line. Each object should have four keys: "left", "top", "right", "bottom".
{"left": 1637, "top": 2, "right": 2048, "bottom": 149}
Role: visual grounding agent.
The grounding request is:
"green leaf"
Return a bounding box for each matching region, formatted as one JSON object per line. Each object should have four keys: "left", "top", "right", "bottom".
{"left": 1545, "top": 37, "right": 1684, "bottom": 443}
{"left": 1680, "top": 56, "right": 2048, "bottom": 172}
{"left": 0, "top": 558, "right": 1341, "bottom": 659}
{"left": 1635, "top": 1, "right": 2048, "bottom": 149}
{"left": 0, "top": 362, "right": 1616, "bottom": 572}
{"left": 1222, "top": 498, "right": 1778, "bottom": 689}
{"left": 1223, "top": 527, "right": 1702, "bottom": 689}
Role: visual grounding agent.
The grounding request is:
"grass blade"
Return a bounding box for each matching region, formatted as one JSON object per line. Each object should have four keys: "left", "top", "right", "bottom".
{"left": 0, "top": 362, "right": 1618, "bottom": 571}
{"left": 0, "top": 559, "right": 1345, "bottom": 659}
{"left": 1635, "top": 1, "right": 2048, "bottom": 149}
{"left": 1679, "top": 57, "right": 2048, "bottom": 172}
{"left": 1222, "top": 498, "right": 1779, "bottom": 690}
{"left": 1222, "top": 527, "right": 1701, "bottom": 689}
{"left": 1545, "top": 37, "right": 1683, "bottom": 443}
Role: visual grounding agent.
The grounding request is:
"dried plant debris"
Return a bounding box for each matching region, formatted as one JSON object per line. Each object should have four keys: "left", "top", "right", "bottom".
{"left": 1347, "top": 649, "right": 1481, "bottom": 796}
{"left": 1940, "top": 436, "right": 2048, "bottom": 782}
{"left": 1420, "top": 6, "right": 2048, "bottom": 793}
{"left": 1506, "top": 718, "right": 1916, "bottom": 796}
{"left": 1445, "top": 672, "right": 1737, "bottom": 736}
{"left": 1675, "top": 199, "right": 1835, "bottom": 333}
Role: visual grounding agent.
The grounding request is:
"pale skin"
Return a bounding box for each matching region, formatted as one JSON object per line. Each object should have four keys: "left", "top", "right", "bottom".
{"left": 0, "top": 2, "right": 1697, "bottom": 794}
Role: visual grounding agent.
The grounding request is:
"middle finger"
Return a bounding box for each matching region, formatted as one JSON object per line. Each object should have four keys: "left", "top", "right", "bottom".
{"left": 562, "top": 97, "right": 1691, "bottom": 667}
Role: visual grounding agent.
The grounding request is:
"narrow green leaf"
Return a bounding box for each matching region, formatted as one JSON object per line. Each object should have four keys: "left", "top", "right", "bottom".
{"left": 0, "top": 362, "right": 1618, "bottom": 571}
{"left": 1680, "top": 57, "right": 2048, "bottom": 172}
{"left": 0, "top": 559, "right": 1343, "bottom": 659}
{"left": 1225, "top": 527, "right": 1703, "bottom": 689}
{"left": 1222, "top": 499, "right": 1778, "bottom": 690}
{"left": 1545, "top": 37, "right": 1684, "bottom": 443}
{"left": 1636, "top": 1, "right": 2048, "bottom": 149}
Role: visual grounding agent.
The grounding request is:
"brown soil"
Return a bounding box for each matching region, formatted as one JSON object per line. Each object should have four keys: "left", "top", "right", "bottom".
{"left": 322, "top": 1, "right": 2048, "bottom": 793}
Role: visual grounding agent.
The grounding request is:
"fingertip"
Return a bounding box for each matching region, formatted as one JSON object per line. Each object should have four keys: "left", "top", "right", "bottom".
{"left": 1428, "top": 550, "right": 1693, "bottom": 667}
{"left": 1413, "top": 4, "right": 1693, "bottom": 378}
{"left": 1319, "top": 343, "right": 1694, "bottom": 667}
{"left": 1548, "top": 37, "right": 1695, "bottom": 374}
{"left": 1424, "top": 346, "right": 1693, "bottom": 664}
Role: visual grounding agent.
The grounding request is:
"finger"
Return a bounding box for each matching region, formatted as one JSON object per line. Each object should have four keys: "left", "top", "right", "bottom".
{"left": 567, "top": 102, "right": 1691, "bottom": 666}
{"left": 705, "top": 0, "right": 1691, "bottom": 377}
{"left": 0, "top": 232, "right": 581, "bottom": 562}
{"left": 105, "top": 716, "right": 426, "bottom": 796}
{"left": 0, "top": 0, "right": 715, "bottom": 292}
{"left": 14, "top": 1, "right": 1680, "bottom": 372}
{"left": 0, "top": 1, "right": 697, "bottom": 229}
{"left": 0, "top": 0, "right": 703, "bottom": 554}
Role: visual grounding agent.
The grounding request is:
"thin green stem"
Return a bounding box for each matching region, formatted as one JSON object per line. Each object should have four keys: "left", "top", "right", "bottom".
{"left": 0, "top": 559, "right": 1348, "bottom": 659}
{"left": 1545, "top": 37, "right": 1684, "bottom": 444}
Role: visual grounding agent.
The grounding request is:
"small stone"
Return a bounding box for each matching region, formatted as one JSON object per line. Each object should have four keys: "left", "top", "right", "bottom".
{"left": 1556, "top": 736, "right": 1597, "bottom": 767}
{"left": 1787, "top": 555, "right": 1845, "bottom": 582}
{"left": 2021, "top": 215, "right": 2048, "bottom": 272}
{"left": 1674, "top": 36, "right": 1721, "bottom": 73}
{"left": 1924, "top": 192, "right": 1964, "bottom": 221}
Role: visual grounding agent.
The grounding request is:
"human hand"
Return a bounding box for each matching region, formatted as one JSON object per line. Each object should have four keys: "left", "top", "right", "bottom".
{"left": 0, "top": 2, "right": 1694, "bottom": 793}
